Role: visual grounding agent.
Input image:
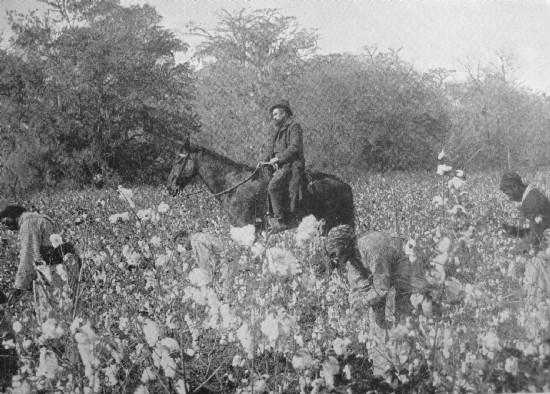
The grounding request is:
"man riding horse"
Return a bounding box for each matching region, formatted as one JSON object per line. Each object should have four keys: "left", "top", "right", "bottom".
{"left": 263, "top": 100, "right": 306, "bottom": 233}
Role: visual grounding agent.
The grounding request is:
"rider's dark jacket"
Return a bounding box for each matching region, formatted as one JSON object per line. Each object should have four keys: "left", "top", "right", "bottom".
{"left": 263, "top": 118, "right": 306, "bottom": 212}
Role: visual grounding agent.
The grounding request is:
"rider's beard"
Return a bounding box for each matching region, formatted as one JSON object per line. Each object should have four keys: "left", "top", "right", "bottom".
{"left": 274, "top": 117, "right": 285, "bottom": 127}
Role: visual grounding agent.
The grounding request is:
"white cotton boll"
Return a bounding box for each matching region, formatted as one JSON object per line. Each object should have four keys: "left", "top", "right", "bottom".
{"left": 37, "top": 347, "right": 60, "bottom": 378}
{"left": 230, "top": 224, "right": 256, "bottom": 247}
{"left": 150, "top": 236, "right": 162, "bottom": 247}
{"left": 137, "top": 208, "right": 154, "bottom": 222}
{"left": 250, "top": 242, "right": 266, "bottom": 259}
{"left": 332, "top": 337, "right": 351, "bottom": 356}
{"left": 188, "top": 268, "right": 211, "bottom": 287}
{"left": 155, "top": 254, "right": 170, "bottom": 267}
{"left": 320, "top": 357, "right": 340, "bottom": 388}
{"left": 266, "top": 248, "right": 299, "bottom": 277}
{"left": 12, "top": 321, "right": 23, "bottom": 333}
{"left": 160, "top": 337, "right": 179, "bottom": 352}
{"left": 436, "top": 164, "right": 453, "bottom": 175}
{"left": 55, "top": 264, "right": 68, "bottom": 283}
{"left": 236, "top": 323, "right": 254, "bottom": 359}
{"left": 104, "top": 365, "right": 119, "bottom": 386}
{"left": 118, "top": 317, "right": 129, "bottom": 331}
{"left": 11, "top": 377, "right": 32, "bottom": 394}
{"left": 49, "top": 233, "right": 63, "bottom": 248}
{"left": 175, "top": 379, "right": 188, "bottom": 394}
{"left": 437, "top": 237, "right": 452, "bottom": 254}
{"left": 448, "top": 176, "right": 465, "bottom": 190}
{"left": 232, "top": 354, "right": 246, "bottom": 367}
{"left": 432, "top": 253, "right": 448, "bottom": 266}
{"left": 455, "top": 169, "right": 465, "bottom": 178}
{"left": 260, "top": 313, "right": 279, "bottom": 344}
{"left": 291, "top": 351, "right": 314, "bottom": 370}
{"left": 117, "top": 185, "right": 135, "bottom": 208}
{"left": 109, "top": 212, "right": 129, "bottom": 224}
{"left": 448, "top": 205, "right": 466, "bottom": 215}
{"left": 2, "top": 339, "right": 15, "bottom": 349}
{"left": 410, "top": 293, "right": 424, "bottom": 309}
{"left": 421, "top": 298, "right": 433, "bottom": 317}
{"left": 41, "top": 318, "right": 64, "bottom": 340}
{"left": 157, "top": 202, "right": 170, "bottom": 213}
{"left": 160, "top": 351, "right": 177, "bottom": 378}
{"left": 141, "top": 367, "right": 157, "bottom": 384}
{"left": 134, "top": 385, "right": 149, "bottom": 394}
{"left": 445, "top": 277, "right": 463, "bottom": 303}
{"left": 432, "top": 196, "right": 445, "bottom": 207}
{"left": 143, "top": 319, "right": 160, "bottom": 347}
{"left": 295, "top": 215, "right": 321, "bottom": 246}
{"left": 438, "top": 149, "right": 446, "bottom": 161}
{"left": 505, "top": 357, "right": 518, "bottom": 376}
{"left": 70, "top": 317, "right": 83, "bottom": 334}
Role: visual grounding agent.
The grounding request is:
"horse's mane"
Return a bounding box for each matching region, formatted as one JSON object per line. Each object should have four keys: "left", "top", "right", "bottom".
{"left": 191, "top": 143, "right": 255, "bottom": 172}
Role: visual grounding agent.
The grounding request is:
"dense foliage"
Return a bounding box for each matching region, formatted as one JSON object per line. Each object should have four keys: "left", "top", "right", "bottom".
{"left": 0, "top": 0, "right": 199, "bottom": 193}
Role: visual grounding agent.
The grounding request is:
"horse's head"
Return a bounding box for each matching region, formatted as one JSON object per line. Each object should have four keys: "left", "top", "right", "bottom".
{"left": 167, "top": 143, "right": 199, "bottom": 196}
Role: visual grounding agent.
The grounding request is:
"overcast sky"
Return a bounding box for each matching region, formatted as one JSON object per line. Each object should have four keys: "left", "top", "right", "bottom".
{"left": 3, "top": 0, "right": 550, "bottom": 92}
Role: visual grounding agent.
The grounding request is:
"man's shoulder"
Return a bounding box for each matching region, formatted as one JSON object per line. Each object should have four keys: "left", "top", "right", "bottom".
{"left": 288, "top": 119, "right": 303, "bottom": 130}
{"left": 521, "top": 187, "right": 550, "bottom": 216}
{"left": 523, "top": 187, "right": 550, "bottom": 206}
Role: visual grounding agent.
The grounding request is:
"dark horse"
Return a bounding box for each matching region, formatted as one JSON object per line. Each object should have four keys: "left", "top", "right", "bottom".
{"left": 167, "top": 142, "right": 354, "bottom": 232}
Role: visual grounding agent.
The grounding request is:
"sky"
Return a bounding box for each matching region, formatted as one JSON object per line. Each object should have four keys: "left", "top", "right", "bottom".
{"left": 2, "top": 0, "right": 550, "bottom": 91}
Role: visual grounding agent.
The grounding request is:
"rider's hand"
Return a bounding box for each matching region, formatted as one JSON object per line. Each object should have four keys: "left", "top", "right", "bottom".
{"left": 269, "top": 157, "right": 279, "bottom": 166}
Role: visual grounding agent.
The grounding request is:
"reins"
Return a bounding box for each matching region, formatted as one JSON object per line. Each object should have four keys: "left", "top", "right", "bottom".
{"left": 179, "top": 162, "right": 268, "bottom": 199}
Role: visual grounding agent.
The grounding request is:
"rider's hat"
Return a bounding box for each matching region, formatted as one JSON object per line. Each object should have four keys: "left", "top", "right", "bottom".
{"left": 270, "top": 100, "right": 293, "bottom": 116}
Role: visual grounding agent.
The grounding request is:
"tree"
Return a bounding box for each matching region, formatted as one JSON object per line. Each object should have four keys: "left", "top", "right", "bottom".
{"left": 445, "top": 56, "right": 550, "bottom": 170}
{"left": 293, "top": 50, "right": 450, "bottom": 173}
{"left": 191, "top": 8, "right": 317, "bottom": 164}
{"left": 1, "top": 0, "right": 199, "bottom": 190}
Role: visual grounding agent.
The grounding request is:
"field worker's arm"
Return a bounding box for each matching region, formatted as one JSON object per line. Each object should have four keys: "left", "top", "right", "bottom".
{"left": 14, "top": 214, "right": 52, "bottom": 290}
{"left": 276, "top": 123, "right": 303, "bottom": 165}
{"left": 363, "top": 253, "right": 390, "bottom": 305}
{"left": 346, "top": 261, "right": 372, "bottom": 310}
